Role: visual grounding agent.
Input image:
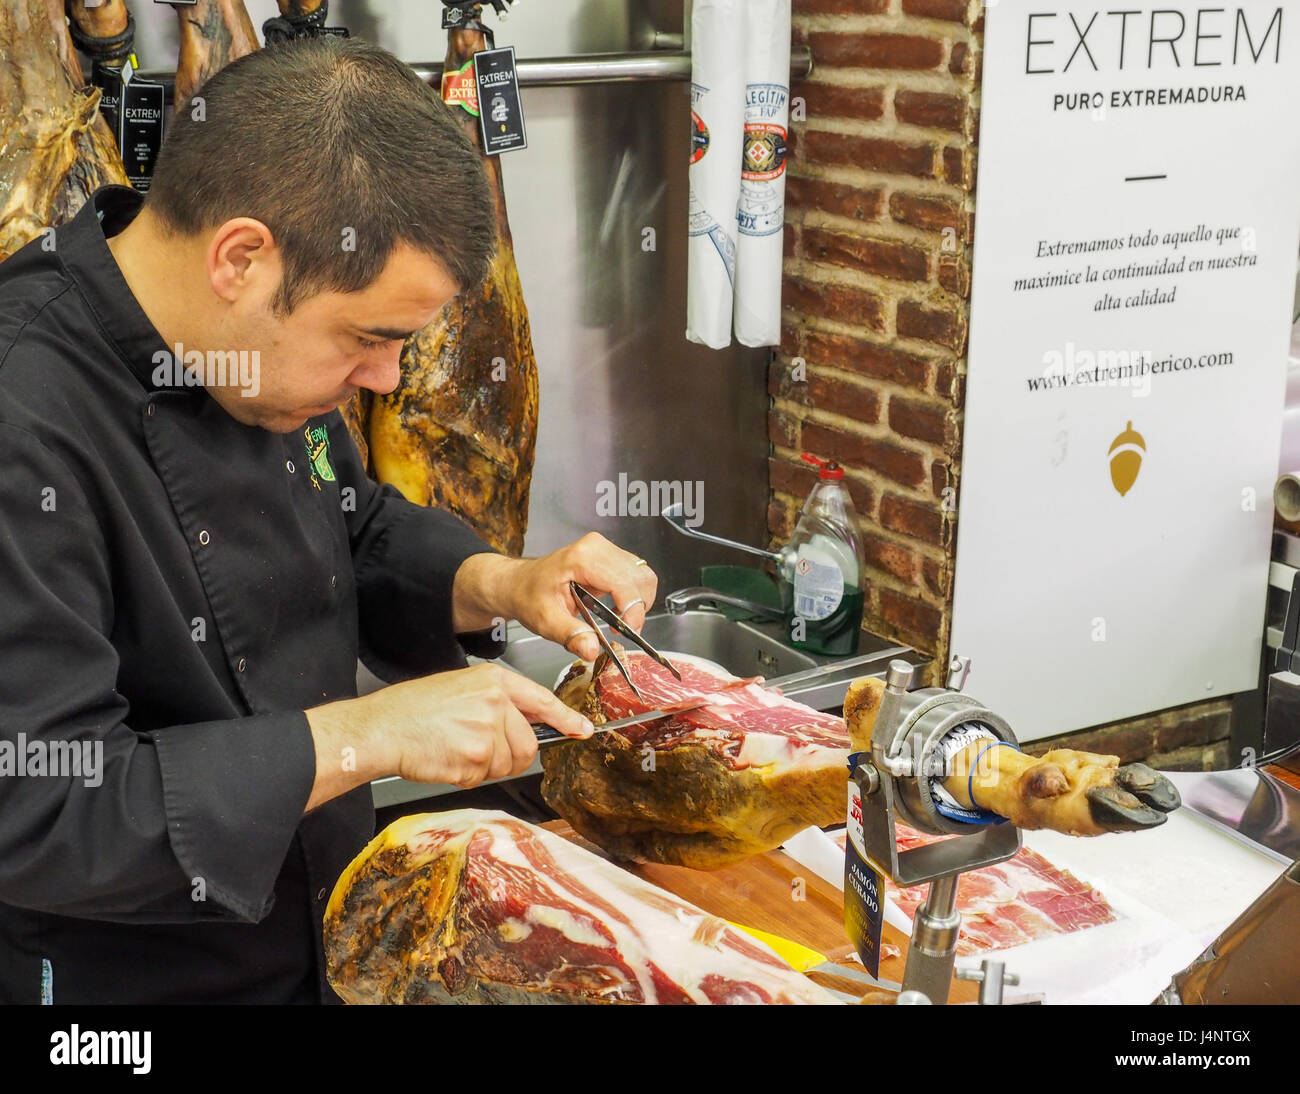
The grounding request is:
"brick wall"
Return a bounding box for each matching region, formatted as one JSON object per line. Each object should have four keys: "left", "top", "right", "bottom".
{"left": 773, "top": 0, "right": 981, "bottom": 680}
{"left": 1024, "top": 698, "right": 1234, "bottom": 771}
{"left": 773, "top": 0, "right": 1235, "bottom": 759}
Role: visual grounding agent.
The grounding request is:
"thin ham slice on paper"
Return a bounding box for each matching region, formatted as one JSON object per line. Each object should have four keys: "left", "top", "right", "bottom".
{"left": 837, "top": 825, "right": 1120, "bottom": 956}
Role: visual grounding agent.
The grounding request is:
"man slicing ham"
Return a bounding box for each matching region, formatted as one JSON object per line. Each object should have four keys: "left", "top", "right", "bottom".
{"left": 0, "top": 37, "right": 654, "bottom": 1003}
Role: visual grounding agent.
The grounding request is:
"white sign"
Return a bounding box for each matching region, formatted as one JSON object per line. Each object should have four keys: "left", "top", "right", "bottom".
{"left": 951, "top": 1, "right": 1300, "bottom": 741}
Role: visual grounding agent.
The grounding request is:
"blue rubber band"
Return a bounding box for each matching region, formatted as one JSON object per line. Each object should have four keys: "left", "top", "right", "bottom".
{"left": 966, "top": 739, "right": 1021, "bottom": 813}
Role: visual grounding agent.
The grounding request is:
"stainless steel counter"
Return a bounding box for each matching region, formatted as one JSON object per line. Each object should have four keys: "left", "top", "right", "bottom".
{"left": 1166, "top": 767, "right": 1300, "bottom": 865}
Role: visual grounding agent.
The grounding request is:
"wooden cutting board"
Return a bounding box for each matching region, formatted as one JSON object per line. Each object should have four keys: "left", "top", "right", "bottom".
{"left": 1267, "top": 764, "right": 1300, "bottom": 791}
{"left": 543, "top": 820, "right": 977, "bottom": 1004}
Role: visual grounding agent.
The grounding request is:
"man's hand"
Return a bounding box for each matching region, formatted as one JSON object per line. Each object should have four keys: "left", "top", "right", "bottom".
{"left": 303, "top": 663, "right": 593, "bottom": 811}
{"left": 453, "top": 533, "right": 658, "bottom": 663}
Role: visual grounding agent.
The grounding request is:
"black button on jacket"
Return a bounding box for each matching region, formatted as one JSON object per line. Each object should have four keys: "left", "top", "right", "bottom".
{"left": 0, "top": 186, "right": 503, "bottom": 1003}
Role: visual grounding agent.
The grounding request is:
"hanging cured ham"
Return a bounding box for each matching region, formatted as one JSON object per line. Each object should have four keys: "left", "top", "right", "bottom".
{"left": 364, "top": 16, "right": 539, "bottom": 556}
{"left": 263, "top": 0, "right": 330, "bottom": 44}
{"left": 324, "top": 810, "right": 837, "bottom": 1004}
{"left": 65, "top": 0, "right": 132, "bottom": 76}
{"left": 0, "top": 0, "right": 128, "bottom": 261}
{"left": 171, "top": 0, "right": 259, "bottom": 108}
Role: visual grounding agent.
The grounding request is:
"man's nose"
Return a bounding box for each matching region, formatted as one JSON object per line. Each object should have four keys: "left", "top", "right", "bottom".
{"left": 350, "top": 348, "right": 403, "bottom": 396}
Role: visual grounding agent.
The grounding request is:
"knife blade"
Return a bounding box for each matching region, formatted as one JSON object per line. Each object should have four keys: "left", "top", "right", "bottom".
{"left": 532, "top": 701, "right": 710, "bottom": 746}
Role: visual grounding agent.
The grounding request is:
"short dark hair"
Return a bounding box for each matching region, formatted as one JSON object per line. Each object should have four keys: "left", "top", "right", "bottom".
{"left": 147, "top": 37, "right": 496, "bottom": 314}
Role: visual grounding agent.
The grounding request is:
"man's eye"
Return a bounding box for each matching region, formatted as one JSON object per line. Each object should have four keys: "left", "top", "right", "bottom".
{"left": 356, "top": 336, "right": 388, "bottom": 350}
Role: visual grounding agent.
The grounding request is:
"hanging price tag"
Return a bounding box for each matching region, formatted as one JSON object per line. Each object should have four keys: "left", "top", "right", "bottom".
{"left": 117, "top": 60, "right": 165, "bottom": 192}
{"left": 472, "top": 46, "right": 527, "bottom": 155}
{"left": 90, "top": 64, "right": 122, "bottom": 135}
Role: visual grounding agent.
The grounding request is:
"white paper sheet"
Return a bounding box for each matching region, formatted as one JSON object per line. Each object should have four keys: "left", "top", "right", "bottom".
{"left": 781, "top": 808, "right": 1284, "bottom": 1004}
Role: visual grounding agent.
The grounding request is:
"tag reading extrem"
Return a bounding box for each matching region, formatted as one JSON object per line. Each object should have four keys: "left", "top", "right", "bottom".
{"left": 473, "top": 46, "right": 527, "bottom": 156}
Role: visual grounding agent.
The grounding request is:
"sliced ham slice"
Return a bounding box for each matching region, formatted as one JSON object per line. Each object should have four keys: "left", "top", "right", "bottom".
{"left": 324, "top": 809, "right": 837, "bottom": 1005}
{"left": 837, "top": 825, "right": 1120, "bottom": 956}
{"left": 591, "top": 652, "right": 849, "bottom": 768}
{"left": 542, "top": 651, "right": 849, "bottom": 869}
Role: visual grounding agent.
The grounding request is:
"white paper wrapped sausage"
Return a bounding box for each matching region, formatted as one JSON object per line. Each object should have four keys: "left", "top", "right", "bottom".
{"left": 734, "top": 0, "right": 790, "bottom": 348}
{"left": 686, "top": 0, "right": 745, "bottom": 349}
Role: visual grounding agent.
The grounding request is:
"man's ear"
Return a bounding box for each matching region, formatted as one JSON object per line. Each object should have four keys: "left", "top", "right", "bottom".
{"left": 207, "top": 218, "right": 279, "bottom": 304}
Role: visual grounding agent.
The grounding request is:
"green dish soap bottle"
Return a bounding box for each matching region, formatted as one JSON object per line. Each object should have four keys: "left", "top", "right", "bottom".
{"left": 780, "top": 453, "right": 866, "bottom": 657}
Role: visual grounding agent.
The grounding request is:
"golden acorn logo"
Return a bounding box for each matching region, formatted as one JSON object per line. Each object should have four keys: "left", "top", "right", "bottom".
{"left": 1108, "top": 420, "right": 1145, "bottom": 496}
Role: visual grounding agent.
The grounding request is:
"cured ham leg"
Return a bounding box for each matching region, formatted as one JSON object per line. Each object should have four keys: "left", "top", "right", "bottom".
{"left": 324, "top": 809, "right": 838, "bottom": 1004}
{"left": 263, "top": 0, "right": 329, "bottom": 44}
{"left": 542, "top": 650, "right": 850, "bottom": 869}
{"left": 0, "top": 0, "right": 128, "bottom": 260}
{"left": 943, "top": 743, "right": 1180, "bottom": 835}
{"left": 65, "top": 1, "right": 132, "bottom": 120}
{"left": 65, "top": 0, "right": 131, "bottom": 60}
{"left": 365, "top": 19, "right": 539, "bottom": 555}
{"left": 843, "top": 678, "right": 1181, "bottom": 837}
{"left": 171, "top": 0, "right": 259, "bottom": 109}
{"left": 273, "top": 0, "right": 324, "bottom": 16}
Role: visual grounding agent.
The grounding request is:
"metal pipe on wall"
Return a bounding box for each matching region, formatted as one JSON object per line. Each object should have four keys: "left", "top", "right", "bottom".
{"left": 134, "top": 45, "right": 813, "bottom": 93}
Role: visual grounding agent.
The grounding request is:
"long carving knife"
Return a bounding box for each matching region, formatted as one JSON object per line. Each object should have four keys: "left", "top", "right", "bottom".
{"left": 533, "top": 702, "right": 710, "bottom": 746}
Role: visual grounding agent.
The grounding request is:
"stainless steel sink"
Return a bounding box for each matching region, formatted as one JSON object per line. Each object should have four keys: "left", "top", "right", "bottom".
{"left": 497, "top": 610, "right": 820, "bottom": 689}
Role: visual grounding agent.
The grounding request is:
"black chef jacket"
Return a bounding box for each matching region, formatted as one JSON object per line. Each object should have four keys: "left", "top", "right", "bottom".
{"left": 0, "top": 186, "right": 504, "bottom": 1004}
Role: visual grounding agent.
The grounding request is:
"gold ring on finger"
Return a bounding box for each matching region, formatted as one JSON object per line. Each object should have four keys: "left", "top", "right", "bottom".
{"left": 634, "top": 558, "right": 649, "bottom": 567}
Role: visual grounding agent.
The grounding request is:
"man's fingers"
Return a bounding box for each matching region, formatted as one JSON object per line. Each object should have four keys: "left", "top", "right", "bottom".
{"left": 546, "top": 593, "right": 601, "bottom": 662}
{"left": 614, "top": 590, "right": 649, "bottom": 632}
{"left": 563, "top": 623, "right": 603, "bottom": 663}
{"left": 503, "top": 707, "right": 540, "bottom": 775}
{"left": 501, "top": 670, "right": 594, "bottom": 740}
{"left": 571, "top": 537, "right": 658, "bottom": 632}
{"left": 487, "top": 732, "right": 514, "bottom": 781}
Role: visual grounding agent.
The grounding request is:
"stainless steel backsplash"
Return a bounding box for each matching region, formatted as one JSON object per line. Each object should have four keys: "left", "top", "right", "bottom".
{"left": 128, "top": 1, "right": 772, "bottom": 593}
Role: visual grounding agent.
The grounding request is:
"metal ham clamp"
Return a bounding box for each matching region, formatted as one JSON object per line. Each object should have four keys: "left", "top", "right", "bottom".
{"left": 846, "top": 660, "right": 1022, "bottom": 1005}
{"left": 844, "top": 659, "right": 1179, "bottom": 1004}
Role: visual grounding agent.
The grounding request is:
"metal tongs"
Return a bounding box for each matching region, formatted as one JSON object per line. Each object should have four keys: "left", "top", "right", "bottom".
{"left": 570, "top": 581, "right": 681, "bottom": 702}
